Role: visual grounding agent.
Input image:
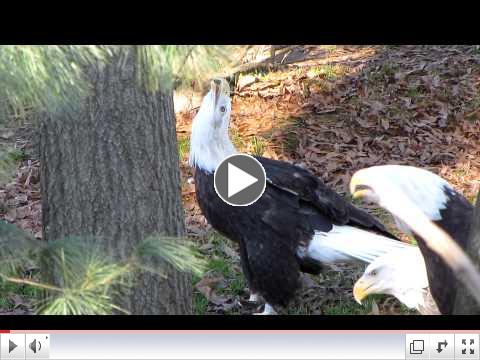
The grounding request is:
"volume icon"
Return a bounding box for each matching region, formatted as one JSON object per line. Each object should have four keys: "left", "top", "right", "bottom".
{"left": 29, "top": 339, "right": 42, "bottom": 354}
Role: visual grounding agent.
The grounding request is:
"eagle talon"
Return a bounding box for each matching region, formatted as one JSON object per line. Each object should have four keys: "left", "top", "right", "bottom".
{"left": 253, "top": 303, "right": 277, "bottom": 315}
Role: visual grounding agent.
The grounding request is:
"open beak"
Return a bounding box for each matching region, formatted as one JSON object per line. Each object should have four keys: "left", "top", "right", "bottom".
{"left": 211, "top": 79, "right": 221, "bottom": 108}
{"left": 353, "top": 278, "right": 371, "bottom": 305}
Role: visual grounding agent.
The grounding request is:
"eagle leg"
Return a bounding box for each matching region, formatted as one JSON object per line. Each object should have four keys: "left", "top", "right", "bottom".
{"left": 248, "top": 293, "right": 260, "bottom": 303}
{"left": 253, "top": 303, "right": 277, "bottom": 315}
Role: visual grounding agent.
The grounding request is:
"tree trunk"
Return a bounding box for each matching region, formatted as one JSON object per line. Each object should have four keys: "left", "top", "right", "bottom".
{"left": 39, "top": 46, "right": 192, "bottom": 314}
{"left": 453, "top": 191, "right": 480, "bottom": 314}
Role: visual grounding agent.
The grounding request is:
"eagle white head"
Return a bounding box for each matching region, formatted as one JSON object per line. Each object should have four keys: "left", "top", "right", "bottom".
{"left": 349, "top": 164, "right": 478, "bottom": 313}
{"left": 189, "top": 78, "right": 237, "bottom": 172}
{"left": 349, "top": 164, "right": 458, "bottom": 245}
{"left": 349, "top": 165, "right": 451, "bottom": 223}
{"left": 349, "top": 165, "right": 446, "bottom": 309}
{"left": 353, "top": 245, "right": 431, "bottom": 311}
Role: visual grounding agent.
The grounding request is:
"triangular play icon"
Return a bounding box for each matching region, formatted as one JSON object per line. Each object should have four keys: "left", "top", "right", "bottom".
{"left": 227, "top": 163, "right": 258, "bottom": 198}
{"left": 9, "top": 339, "right": 17, "bottom": 353}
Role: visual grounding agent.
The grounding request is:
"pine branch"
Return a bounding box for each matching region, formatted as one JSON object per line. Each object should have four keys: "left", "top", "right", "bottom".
{"left": 0, "top": 230, "right": 207, "bottom": 314}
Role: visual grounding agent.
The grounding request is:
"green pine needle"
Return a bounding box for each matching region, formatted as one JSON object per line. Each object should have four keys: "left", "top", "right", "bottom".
{"left": 136, "top": 45, "right": 243, "bottom": 92}
{"left": 0, "top": 45, "right": 111, "bottom": 121}
{"left": 0, "top": 45, "right": 244, "bottom": 124}
{"left": 135, "top": 235, "right": 208, "bottom": 278}
{"left": 0, "top": 228, "right": 208, "bottom": 314}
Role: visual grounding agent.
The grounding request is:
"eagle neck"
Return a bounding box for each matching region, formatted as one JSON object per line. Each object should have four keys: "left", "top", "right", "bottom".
{"left": 189, "top": 126, "right": 237, "bottom": 173}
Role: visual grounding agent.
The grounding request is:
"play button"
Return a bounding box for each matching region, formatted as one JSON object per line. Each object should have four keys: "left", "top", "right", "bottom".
{"left": 214, "top": 154, "right": 266, "bottom": 206}
{"left": 9, "top": 340, "right": 17, "bottom": 353}
{"left": 1, "top": 334, "right": 25, "bottom": 359}
{"left": 227, "top": 163, "right": 258, "bottom": 197}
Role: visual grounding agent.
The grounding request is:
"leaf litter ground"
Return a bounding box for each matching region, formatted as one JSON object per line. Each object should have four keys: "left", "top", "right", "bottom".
{"left": 177, "top": 45, "right": 480, "bottom": 315}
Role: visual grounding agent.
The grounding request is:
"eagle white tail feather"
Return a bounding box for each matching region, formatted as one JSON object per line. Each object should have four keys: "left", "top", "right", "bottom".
{"left": 305, "top": 225, "right": 413, "bottom": 264}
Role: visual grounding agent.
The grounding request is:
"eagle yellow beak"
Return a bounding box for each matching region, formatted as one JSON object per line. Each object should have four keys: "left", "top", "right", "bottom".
{"left": 353, "top": 278, "right": 371, "bottom": 305}
{"left": 352, "top": 189, "right": 371, "bottom": 200}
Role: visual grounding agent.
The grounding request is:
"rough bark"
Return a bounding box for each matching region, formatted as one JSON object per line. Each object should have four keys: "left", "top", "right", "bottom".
{"left": 39, "top": 46, "right": 192, "bottom": 314}
{"left": 453, "top": 191, "right": 480, "bottom": 314}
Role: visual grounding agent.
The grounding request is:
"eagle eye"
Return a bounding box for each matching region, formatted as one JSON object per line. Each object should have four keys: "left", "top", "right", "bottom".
{"left": 370, "top": 269, "right": 378, "bottom": 276}
{"left": 219, "top": 106, "right": 226, "bottom": 113}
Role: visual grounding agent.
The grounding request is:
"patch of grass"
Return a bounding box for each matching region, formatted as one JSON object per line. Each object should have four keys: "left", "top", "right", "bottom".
{"left": 208, "top": 257, "right": 245, "bottom": 297}
{"left": 257, "top": 72, "right": 274, "bottom": 82}
{"left": 324, "top": 294, "right": 385, "bottom": 315}
{"left": 380, "top": 63, "right": 397, "bottom": 77}
{"left": 321, "top": 45, "right": 337, "bottom": 53}
{"left": 209, "top": 258, "right": 232, "bottom": 277}
{"left": 208, "top": 231, "right": 233, "bottom": 257}
{"left": 473, "top": 94, "right": 480, "bottom": 107}
{"left": 452, "top": 166, "right": 469, "bottom": 177}
{"left": 283, "top": 131, "right": 299, "bottom": 154}
{"left": 192, "top": 232, "right": 247, "bottom": 315}
{"left": 406, "top": 85, "right": 420, "bottom": 98}
{"left": 249, "top": 136, "right": 265, "bottom": 156}
{"left": 7, "top": 149, "right": 27, "bottom": 162}
{"left": 0, "top": 147, "right": 25, "bottom": 185}
{"left": 466, "top": 94, "right": 480, "bottom": 121}
{"left": 306, "top": 78, "right": 333, "bottom": 93}
{"left": 301, "top": 81, "right": 311, "bottom": 97}
{"left": 177, "top": 136, "right": 190, "bottom": 161}
{"left": 399, "top": 303, "right": 418, "bottom": 314}
{"left": 193, "top": 292, "right": 208, "bottom": 315}
{"left": 230, "top": 276, "right": 246, "bottom": 295}
{"left": 269, "top": 117, "right": 305, "bottom": 155}
{"left": 0, "top": 279, "right": 38, "bottom": 311}
{"left": 251, "top": 68, "right": 272, "bottom": 81}
{"left": 369, "top": 63, "right": 398, "bottom": 82}
{"left": 230, "top": 128, "right": 245, "bottom": 150}
{"left": 195, "top": 231, "right": 246, "bottom": 301}
{"left": 324, "top": 301, "right": 368, "bottom": 315}
{"left": 309, "top": 64, "right": 345, "bottom": 81}
{"left": 287, "top": 304, "right": 313, "bottom": 315}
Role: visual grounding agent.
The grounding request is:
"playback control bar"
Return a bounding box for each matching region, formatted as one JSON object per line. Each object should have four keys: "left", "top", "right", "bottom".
{"left": 2, "top": 331, "right": 480, "bottom": 359}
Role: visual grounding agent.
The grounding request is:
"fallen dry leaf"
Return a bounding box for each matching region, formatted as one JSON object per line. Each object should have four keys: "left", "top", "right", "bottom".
{"left": 195, "top": 276, "right": 229, "bottom": 306}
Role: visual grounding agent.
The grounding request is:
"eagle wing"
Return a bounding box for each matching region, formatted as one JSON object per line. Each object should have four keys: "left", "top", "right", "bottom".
{"left": 240, "top": 229, "right": 301, "bottom": 308}
{"left": 257, "top": 156, "right": 398, "bottom": 239}
{"left": 235, "top": 185, "right": 306, "bottom": 307}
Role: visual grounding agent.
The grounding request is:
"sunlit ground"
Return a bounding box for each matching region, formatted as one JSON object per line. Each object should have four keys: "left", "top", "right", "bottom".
{"left": 176, "top": 45, "right": 480, "bottom": 315}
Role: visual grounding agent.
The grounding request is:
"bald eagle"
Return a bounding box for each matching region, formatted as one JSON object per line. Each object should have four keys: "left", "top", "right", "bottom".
{"left": 190, "top": 79, "right": 408, "bottom": 314}
{"left": 350, "top": 165, "right": 474, "bottom": 314}
{"left": 354, "top": 244, "right": 440, "bottom": 314}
